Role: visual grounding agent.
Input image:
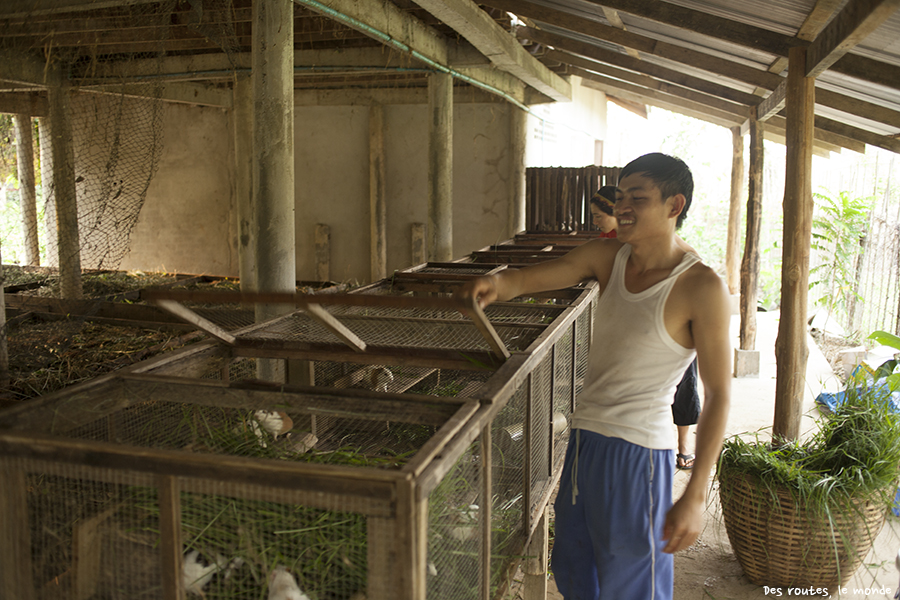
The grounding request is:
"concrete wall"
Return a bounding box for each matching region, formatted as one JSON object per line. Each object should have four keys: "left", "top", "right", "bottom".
{"left": 295, "top": 102, "right": 512, "bottom": 284}
{"left": 109, "top": 80, "right": 606, "bottom": 283}
{"left": 120, "top": 102, "right": 237, "bottom": 276}
{"left": 525, "top": 77, "right": 608, "bottom": 168}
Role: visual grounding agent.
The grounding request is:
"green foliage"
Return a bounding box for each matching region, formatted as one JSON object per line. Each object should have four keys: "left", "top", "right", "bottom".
{"left": 809, "top": 189, "right": 872, "bottom": 326}
{"left": 719, "top": 372, "right": 900, "bottom": 514}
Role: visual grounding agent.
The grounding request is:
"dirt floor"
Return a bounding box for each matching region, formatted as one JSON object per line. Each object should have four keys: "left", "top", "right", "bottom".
{"left": 514, "top": 311, "right": 900, "bottom": 600}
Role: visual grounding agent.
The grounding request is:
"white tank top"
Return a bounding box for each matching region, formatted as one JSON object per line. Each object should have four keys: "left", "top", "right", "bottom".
{"left": 572, "top": 244, "right": 701, "bottom": 450}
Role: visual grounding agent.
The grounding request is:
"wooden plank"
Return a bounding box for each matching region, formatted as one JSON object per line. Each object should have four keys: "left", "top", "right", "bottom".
{"left": 517, "top": 23, "right": 783, "bottom": 90}
{"left": 0, "top": 429, "right": 404, "bottom": 497}
{"left": 315, "top": 223, "right": 330, "bottom": 282}
{"left": 544, "top": 47, "right": 763, "bottom": 109}
{"left": 816, "top": 86, "right": 900, "bottom": 130}
{"left": 73, "top": 504, "right": 120, "bottom": 600}
{"left": 401, "top": 400, "right": 480, "bottom": 478}
{"left": 153, "top": 299, "right": 237, "bottom": 345}
{"left": 774, "top": 47, "right": 815, "bottom": 443}
{"left": 464, "top": 299, "right": 511, "bottom": 360}
{"left": 158, "top": 475, "right": 184, "bottom": 600}
{"left": 523, "top": 505, "right": 549, "bottom": 600}
{"left": 119, "top": 374, "right": 464, "bottom": 426}
{"left": 806, "top": 0, "right": 900, "bottom": 78}
{"left": 303, "top": 303, "right": 367, "bottom": 352}
{"left": 480, "top": 425, "right": 493, "bottom": 600}
{"left": 830, "top": 53, "right": 900, "bottom": 92}
{"left": 572, "top": 65, "right": 750, "bottom": 119}
{"left": 233, "top": 343, "right": 504, "bottom": 372}
{"left": 412, "top": 0, "right": 571, "bottom": 102}
{"left": 367, "top": 516, "right": 394, "bottom": 600}
{"left": 576, "top": 0, "right": 796, "bottom": 57}
{"left": 0, "top": 460, "right": 35, "bottom": 600}
{"left": 813, "top": 115, "right": 900, "bottom": 154}
{"left": 757, "top": 78, "right": 787, "bottom": 122}
{"left": 395, "top": 478, "right": 418, "bottom": 600}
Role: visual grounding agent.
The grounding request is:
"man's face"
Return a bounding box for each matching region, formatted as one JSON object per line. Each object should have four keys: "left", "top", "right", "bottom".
{"left": 615, "top": 173, "right": 678, "bottom": 242}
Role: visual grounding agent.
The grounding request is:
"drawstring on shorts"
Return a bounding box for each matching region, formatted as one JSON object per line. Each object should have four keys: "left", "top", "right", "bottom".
{"left": 571, "top": 429, "right": 581, "bottom": 505}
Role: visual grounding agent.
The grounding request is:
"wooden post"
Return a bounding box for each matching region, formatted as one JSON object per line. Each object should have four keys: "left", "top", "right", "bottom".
{"left": 0, "top": 461, "right": 35, "bottom": 600}
{"left": 0, "top": 255, "right": 7, "bottom": 390}
{"left": 48, "top": 84, "right": 82, "bottom": 299}
{"left": 428, "top": 72, "right": 453, "bottom": 262}
{"left": 480, "top": 425, "right": 493, "bottom": 600}
{"left": 315, "top": 224, "right": 330, "bottom": 281}
{"left": 523, "top": 505, "right": 549, "bottom": 600}
{"left": 774, "top": 46, "right": 815, "bottom": 443}
{"left": 370, "top": 104, "right": 387, "bottom": 282}
{"left": 233, "top": 73, "right": 257, "bottom": 292}
{"left": 725, "top": 126, "right": 743, "bottom": 295}
{"left": 38, "top": 117, "right": 58, "bottom": 267}
{"left": 411, "top": 223, "right": 426, "bottom": 266}
{"left": 509, "top": 106, "right": 527, "bottom": 238}
{"left": 14, "top": 114, "right": 40, "bottom": 266}
{"left": 740, "top": 116, "right": 764, "bottom": 351}
{"left": 158, "top": 475, "right": 184, "bottom": 600}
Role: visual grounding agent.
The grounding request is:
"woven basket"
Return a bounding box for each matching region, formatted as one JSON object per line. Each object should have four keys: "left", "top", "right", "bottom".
{"left": 719, "top": 471, "right": 887, "bottom": 587}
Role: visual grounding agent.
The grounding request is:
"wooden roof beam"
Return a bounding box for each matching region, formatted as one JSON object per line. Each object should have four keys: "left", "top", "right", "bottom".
{"left": 806, "top": 0, "right": 900, "bottom": 78}
{"left": 563, "top": 62, "right": 750, "bottom": 119}
{"left": 575, "top": 68, "right": 747, "bottom": 128}
{"left": 541, "top": 47, "right": 762, "bottom": 107}
{"left": 409, "top": 0, "right": 571, "bottom": 101}
{"left": 577, "top": 0, "right": 795, "bottom": 57}
{"left": 294, "top": 0, "right": 533, "bottom": 106}
{"left": 510, "top": 18, "right": 783, "bottom": 91}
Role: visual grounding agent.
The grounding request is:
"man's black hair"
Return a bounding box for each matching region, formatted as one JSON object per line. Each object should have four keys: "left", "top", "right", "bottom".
{"left": 619, "top": 153, "right": 693, "bottom": 228}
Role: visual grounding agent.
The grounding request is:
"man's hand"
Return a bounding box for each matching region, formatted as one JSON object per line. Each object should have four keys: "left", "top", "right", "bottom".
{"left": 454, "top": 275, "right": 500, "bottom": 310}
{"left": 661, "top": 492, "right": 703, "bottom": 553}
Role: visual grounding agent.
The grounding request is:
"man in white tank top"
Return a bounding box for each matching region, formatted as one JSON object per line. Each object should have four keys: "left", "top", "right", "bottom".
{"left": 456, "top": 153, "right": 731, "bottom": 599}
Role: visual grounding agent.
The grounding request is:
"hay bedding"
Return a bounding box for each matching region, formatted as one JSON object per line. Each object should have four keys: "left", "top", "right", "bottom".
{"left": 4, "top": 319, "right": 200, "bottom": 403}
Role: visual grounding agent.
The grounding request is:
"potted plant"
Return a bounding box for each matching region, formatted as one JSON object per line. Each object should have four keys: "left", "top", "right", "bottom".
{"left": 717, "top": 372, "right": 900, "bottom": 588}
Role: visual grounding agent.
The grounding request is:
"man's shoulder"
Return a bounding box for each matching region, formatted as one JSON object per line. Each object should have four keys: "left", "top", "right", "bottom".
{"left": 681, "top": 261, "right": 730, "bottom": 304}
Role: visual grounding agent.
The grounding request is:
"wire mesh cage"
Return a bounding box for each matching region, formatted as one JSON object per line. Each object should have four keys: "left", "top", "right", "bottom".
{"left": 0, "top": 282, "right": 597, "bottom": 600}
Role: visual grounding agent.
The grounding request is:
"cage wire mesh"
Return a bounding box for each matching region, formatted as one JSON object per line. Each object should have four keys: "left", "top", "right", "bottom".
{"left": 528, "top": 354, "right": 553, "bottom": 518}
{"left": 1, "top": 371, "right": 478, "bottom": 599}
{"left": 490, "top": 384, "right": 528, "bottom": 596}
{"left": 10, "top": 456, "right": 376, "bottom": 600}
{"left": 426, "top": 439, "right": 484, "bottom": 600}
{"left": 1, "top": 0, "right": 243, "bottom": 273}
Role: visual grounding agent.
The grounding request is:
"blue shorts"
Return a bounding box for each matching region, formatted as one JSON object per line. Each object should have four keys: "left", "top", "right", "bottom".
{"left": 551, "top": 430, "right": 674, "bottom": 600}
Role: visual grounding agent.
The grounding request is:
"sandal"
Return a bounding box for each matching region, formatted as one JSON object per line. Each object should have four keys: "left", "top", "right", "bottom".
{"left": 676, "top": 453, "right": 695, "bottom": 470}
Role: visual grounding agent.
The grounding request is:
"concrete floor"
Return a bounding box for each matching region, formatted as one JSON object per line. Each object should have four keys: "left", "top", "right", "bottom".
{"left": 521, "top": 310, "right": 900, "bottom": 599}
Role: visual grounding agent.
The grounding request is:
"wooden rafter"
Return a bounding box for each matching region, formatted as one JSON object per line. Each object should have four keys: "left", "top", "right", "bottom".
{"left": 409, "top": 0, "right": 571, "bottom": 101}
{"left": 806, "top": 0, "right": 900, "bottom": 78}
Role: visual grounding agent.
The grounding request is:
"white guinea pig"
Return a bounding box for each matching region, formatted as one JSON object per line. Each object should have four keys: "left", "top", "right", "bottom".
{"left": 267, "top": 566, "right": 311, "bottom": 600}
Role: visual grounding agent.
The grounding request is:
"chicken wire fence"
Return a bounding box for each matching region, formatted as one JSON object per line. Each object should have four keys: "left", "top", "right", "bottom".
{"left": 1, "top": 0, "right": 245, "bottom": 271}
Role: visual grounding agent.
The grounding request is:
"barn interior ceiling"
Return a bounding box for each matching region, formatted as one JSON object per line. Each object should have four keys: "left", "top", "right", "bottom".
{"left": 0, "top": 0, "right": 898, "bottom": 154}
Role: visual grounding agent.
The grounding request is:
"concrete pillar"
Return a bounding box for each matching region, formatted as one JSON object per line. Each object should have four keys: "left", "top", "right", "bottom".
{"left": 38, "top": 117, "right": 57, "bottom": 268}
{"left": 369, "top": 104, "right": 386, "bottom": 281}
{"left": 48, "top": 85, "right": 81, "bottom": 299}
{"left": 252, "top": 0, "right": 295, "bottom": 382}
{"left": 508, "top": 105, "right": 527, "bottom": 238}
{"left": 428, "top": 72, "right": 453, "bottom": 262}
{"left": 14, "top": 115, "right": 39, "bottom": 266}
{"left": 233, "top": 73, "right": 256, "bottom": 292}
